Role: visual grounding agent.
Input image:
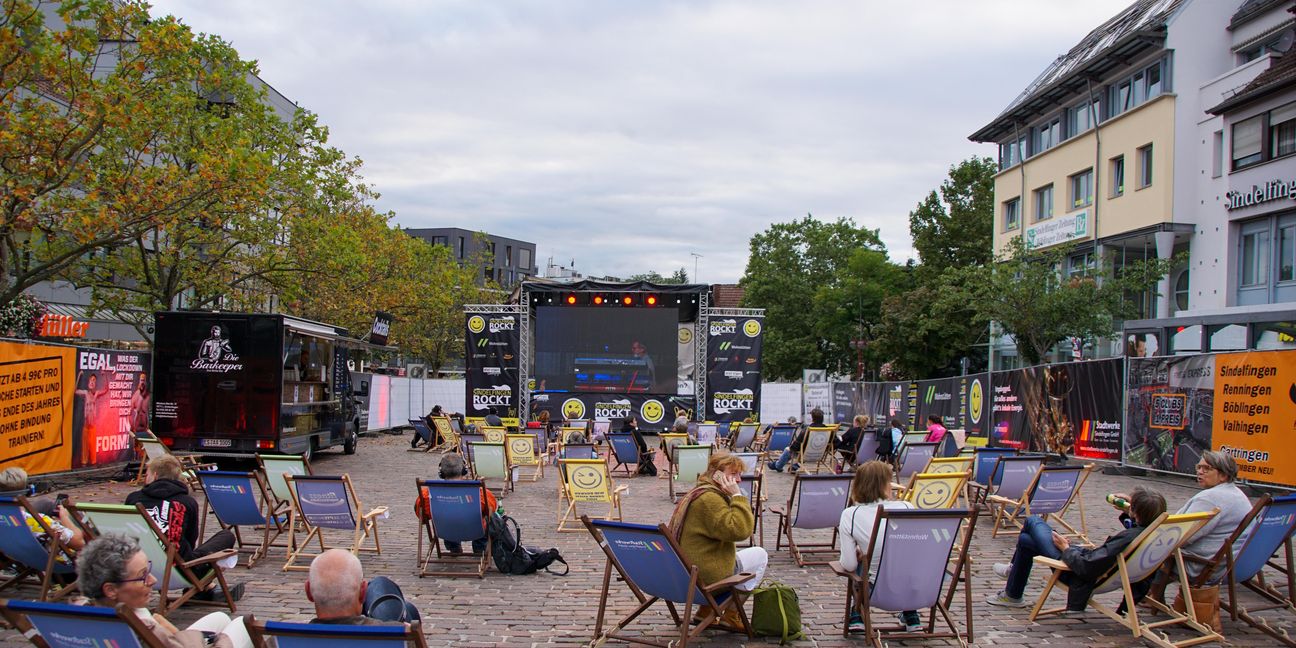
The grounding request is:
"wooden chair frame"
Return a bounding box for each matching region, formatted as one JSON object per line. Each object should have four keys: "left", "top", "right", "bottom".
{"left": 988, "top": 463, "right": 1093, "bottom": 544}
{"left": 430, "top": 415, "right": 460, "bottom": 453}
{"left": 282, "top": 474, "right": 387, "bottom": 572}
{"left": 770, "top": 473, "right": 854, "bottom": 567}
{"left": 557, "top": 459, "right": 626, "bottom": 532}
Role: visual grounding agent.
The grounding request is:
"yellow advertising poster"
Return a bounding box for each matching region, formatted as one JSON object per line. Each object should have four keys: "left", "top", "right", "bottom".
{"left": 1212, "top": 351, "right": 1296, "bottom": 487}
{"left": 0, "top": 340, "right": 75, "bottom": 476}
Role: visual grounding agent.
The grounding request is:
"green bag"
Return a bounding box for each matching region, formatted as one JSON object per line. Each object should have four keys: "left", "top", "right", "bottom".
{"left": 750, "top": 579, "right": 806, "bottom": 643}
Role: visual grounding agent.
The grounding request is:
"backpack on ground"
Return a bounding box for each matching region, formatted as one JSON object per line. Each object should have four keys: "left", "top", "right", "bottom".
{"left": 487, "top": 512, "right": 568, "bottom": 576}
{"left": 750, "top": 579, "right": 806, "bottom": 643}
{"left": 875, "top": 428, "right": 895, "bottom": 458}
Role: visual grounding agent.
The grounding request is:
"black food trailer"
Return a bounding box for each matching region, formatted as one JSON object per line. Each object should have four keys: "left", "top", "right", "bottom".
{"left": 150, "top": 311, "right": 360, "bottom": 459}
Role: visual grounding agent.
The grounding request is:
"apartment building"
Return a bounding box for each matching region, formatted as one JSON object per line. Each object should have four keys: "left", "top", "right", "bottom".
{"left": 404, "top": 227, "right": 537, "bottom": 288}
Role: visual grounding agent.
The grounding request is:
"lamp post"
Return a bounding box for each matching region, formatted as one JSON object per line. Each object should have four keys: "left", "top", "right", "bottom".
{"left": 689, "top": 252, "right": 702, "bottom": 283}
{"left": 849, "top": 338, "right": 868, "bottom": 381}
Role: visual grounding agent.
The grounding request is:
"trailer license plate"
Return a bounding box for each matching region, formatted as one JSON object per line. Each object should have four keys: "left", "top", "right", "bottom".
{"left": 200, "top": 438, "right": 232, "bottom": 448}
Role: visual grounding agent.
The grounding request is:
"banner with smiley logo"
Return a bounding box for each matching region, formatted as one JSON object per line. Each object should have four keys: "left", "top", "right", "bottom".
{"left": 705, "top": 316, "right": 764, "bottom": 422}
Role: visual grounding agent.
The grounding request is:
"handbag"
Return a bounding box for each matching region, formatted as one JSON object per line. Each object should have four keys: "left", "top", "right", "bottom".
{"left": 750, "top": 579, "right": 806, "bottom": 643}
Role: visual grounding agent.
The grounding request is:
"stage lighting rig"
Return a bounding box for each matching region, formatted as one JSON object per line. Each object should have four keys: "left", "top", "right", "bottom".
{"left": 646, "top": 295, "right": 658, "bottom": 306}
{"left": 593, "top": 295, "right": 604, "bottom": 305}
{"left": 566, "top": 294, "right": 577, "bottom": 305}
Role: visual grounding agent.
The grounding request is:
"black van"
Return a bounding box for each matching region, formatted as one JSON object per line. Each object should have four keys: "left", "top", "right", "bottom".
{"left": 150, "top": 311, "right": 359, "bottom": 460}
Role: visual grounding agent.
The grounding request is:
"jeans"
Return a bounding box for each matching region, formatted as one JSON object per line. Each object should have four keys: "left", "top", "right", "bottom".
{"left": 772, "top": 448, "right": 795, "bottom": 470}
{"left": 445, "top": 538, "right": 486, "bottom": 554}
{"left": 1004, "top": 516, "right": 1062, "bottom": 600}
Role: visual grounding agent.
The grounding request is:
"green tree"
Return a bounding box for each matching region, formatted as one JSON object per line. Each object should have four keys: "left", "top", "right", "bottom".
{"left": 909, "top": 157, "right": 996, "bottom": 269}
{"left": 628, "top": 267, "right": 688, "bottom": 284}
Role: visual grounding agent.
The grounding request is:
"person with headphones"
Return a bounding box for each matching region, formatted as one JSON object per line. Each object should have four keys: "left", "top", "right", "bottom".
{"left": 435, "top": 454, "right": 496, "bottom": 555}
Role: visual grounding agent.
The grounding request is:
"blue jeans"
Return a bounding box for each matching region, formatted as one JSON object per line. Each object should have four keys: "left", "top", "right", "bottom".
{"left": 1004, "top": 516, "right": 1062, "bottom": 599}
{"left": 445, "top": 538, "right": 486, "bottom": 554}
{"left": 772, "top": 447, "right": 794, "bottom": 470}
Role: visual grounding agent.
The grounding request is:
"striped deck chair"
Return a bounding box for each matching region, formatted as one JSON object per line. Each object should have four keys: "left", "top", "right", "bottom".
{"left": 430, "top": 415, "right": 459, "bottom": 453}
{"left": 0, "top": 497, "right": 78, "bottom": 601}
{"left": 415, "top": 479, "right": 491, "bottom": 578}
{"left": 407, "top": 418, "right": 435, "bottom": 452}
{"left": 606, "top": 433, "right": 642, "bottom": 477}
{"left": 582, "top": 517, "right": 753, "bottom": 647}
{"left": 248, "top": 616, "right": 429, "bottom": 647}
{"left": 0, "top": 599, "right": 167, "bottom": 648}
{"left": 505, "top": 433, "right": 543, "bottom": 482}
{"left": 798, "top": 426, "right": 837, "bottom": 474}
{"left": 466, "top": 441, "right": 513, "bottom": 496}
{"left": 830, "top": 508, "right": 976, "bottom": 647}
{"left": 895, "top": 442, "right": 939, "bottom": 483}
{"left": 670, "top": 445, "right": 713, "bottom": 502}
{"left": 68, "top": 502, "right": 238, "bottom": 614}
{"left": 770, "top": 473, "right": 853, "bottom": 567}
{"left": 763, "top": 424, "right": 797, "bottom": 455}
{"left": 1030, "top": 509, "right": 1222, "bottom": 648}
{"left": 729, "top": 423, "right": 760, "bottom": 452}
{"left": 989, "top": 464, "right": 1093, "bottom": 544}
{"left": 979, "top": 454, "right": 1044, "bottom": 526}
{"left": 557, "top": 459, "right": 626, "bottom": 532}
{"left": 196, "top": 471, "right": 290, "bottom": 568}
{"left": 901, "top": 471, "right": 972, "bottom": 510}
{"left": 282, "top": 474, "right": 387, "bottom": 572}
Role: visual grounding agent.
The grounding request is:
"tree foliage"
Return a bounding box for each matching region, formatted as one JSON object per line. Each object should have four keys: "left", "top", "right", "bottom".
{"left": 908, "top": 157, "right": 996, "bottom": 269}
{"left": 628, "top": 267, "right": 688, "bottom": 284}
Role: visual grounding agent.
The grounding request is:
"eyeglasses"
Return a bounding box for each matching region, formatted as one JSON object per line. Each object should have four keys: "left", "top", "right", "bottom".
{"left": 116, "top": 561, "right": 152, "bottom": 585}
{"left": 1194, "top": 464, "right": 1216, "bottom": 474}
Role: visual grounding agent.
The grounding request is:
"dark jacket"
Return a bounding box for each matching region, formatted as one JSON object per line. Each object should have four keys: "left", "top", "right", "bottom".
{"left": 1059, "top": 525, "right": 1149, "bottom": 610}
{"left": 838, "top": 426, "right": 863, "bottom": 457}
{"left": 125, "top": 478, "right": 200, "bottom": 560}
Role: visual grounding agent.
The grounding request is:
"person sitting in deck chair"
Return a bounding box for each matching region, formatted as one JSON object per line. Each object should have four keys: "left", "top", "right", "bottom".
{"left": 838, "top": 460, "right": 917, "bottom": 631}
{"left": 434, "top": 454, "right": 496, "bottom": 555}
{"left": 768, "top": 407, "right": 825, "bottom": 473}
{"left": 0, "top": 468, "right": 85, "bottom": 564}
{"left": 987, "top": 486, "right": 1167, "bottom": 613}
{"left": 307, "top": 549, "right": 421, "bottom": 624}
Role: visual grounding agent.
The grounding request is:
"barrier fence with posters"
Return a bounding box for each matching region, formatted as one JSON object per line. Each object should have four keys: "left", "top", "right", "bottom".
{"left": 0, "top": 339, "right": 151, "bottom": 477}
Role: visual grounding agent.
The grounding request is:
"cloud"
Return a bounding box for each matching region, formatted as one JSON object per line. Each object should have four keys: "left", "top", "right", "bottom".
{"left": 152, "top": 0, "right": 1134, "bottom": 282}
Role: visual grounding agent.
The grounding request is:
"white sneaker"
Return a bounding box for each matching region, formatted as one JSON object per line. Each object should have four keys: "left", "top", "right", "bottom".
{"left": 986, "top": 591, "right": 1028, "bottom": 608}
{"left": 993, "top": 562, "right": 1012, "bottom": 579}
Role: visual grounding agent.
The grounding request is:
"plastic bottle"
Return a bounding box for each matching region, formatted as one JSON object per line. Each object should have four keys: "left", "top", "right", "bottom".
{"left": 1106, "top": 493, "right": 1129, "bottom": 509}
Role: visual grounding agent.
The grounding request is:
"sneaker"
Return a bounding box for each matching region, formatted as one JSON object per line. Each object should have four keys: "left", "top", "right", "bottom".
{"left": 993, "top": 562, "right": 1013, "bottom": 579}
{"left": 986, "top": 591, "right": 1028, "bottom": 608}
{"left": 898, "top": 612, "right": 922, "bottom": 632}
{"left": 766, "top": 461, "right": 783, "bottom": 473}
{"left": 847, "top": 614, "right": 866, "bottom": 632}
{"left": 789, "top": 463, "right": 800, "bottom": 473}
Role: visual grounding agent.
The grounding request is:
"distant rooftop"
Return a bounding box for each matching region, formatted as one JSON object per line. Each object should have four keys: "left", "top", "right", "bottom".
{"left": 1208, "top": 51, "right": 1296, "bottom": 114}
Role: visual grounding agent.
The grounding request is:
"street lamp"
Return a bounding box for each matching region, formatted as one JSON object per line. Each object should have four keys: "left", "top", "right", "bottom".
{"left": 690, "top": 252, "right": 702, "bottom": 283}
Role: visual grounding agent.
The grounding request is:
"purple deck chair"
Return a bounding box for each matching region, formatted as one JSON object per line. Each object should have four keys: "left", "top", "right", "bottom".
{"left": 896, "top": 442, "right": 939, "bottom": 483}
{"left": 415, "top": 479, "right": 491, "bottom": 578}
{"left": 1195, "top": 493, "right": 1296, "bottom": 645}
{"left": 196, "top": 470, "right": 290, "bottom": 568}
{"left": 458, "top": 433, "right": 486, "bottom": 459}
{"left": 967, "top": 447, "right": 1017, "bottom": 498}
{"left": 848, "top": 430, "right": 880, "bottom": 466}
{"left": 560, "top": 443, "right": 599, "bottom": 460}
{"left": 830, "top": 508, "right": 976, "bottom": 647}
{"left": 283, "top": 474, "right": 386, "bottom": 572}
{"left": 607, "top": 433, "right": 642, "bottom": 477}
{"left": 0, "top": 599, "right": 165, "bottom": 648}
{"left": 0, "top": 497, "right": 78, "bottom": 601}
{"left": 764, "top": 424, "right": 797, "bottom": 454}
{"left": 696, "top": 423, "right": 722, "bottom": 446}
{"left": 989, "top": 464, "right": 1092, "bottom": 542}
{"left": 582, "top": 517, "right": 753, "bottom": 647}
{"left": 730, "top": 423, "right": 759, "bottom": 451}
{"left": 248, "top": 616, "right": 429, "bottom": 647}
{"left": 771, "top": 473, "right": 854, "bottom": 567}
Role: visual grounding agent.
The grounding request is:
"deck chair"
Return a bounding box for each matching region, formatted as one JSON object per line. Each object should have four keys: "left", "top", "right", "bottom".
{"left": 1191, "top": 493, "right": 1296, "bottom": 645}
{"left": 693, "top": 422, "right": 717, "bottom": 446}
{"left": 133, "top": 434, "right": 216, "bottom": 490}
{"left": 481, "top": 426, "right": 507, "bottom": 444}
{"left": 465, "top": 416, "right": 486, "bottom": 429}
{"left": 247, "top": 616, "right": 429, "bottom": 648}
{"left": 606, "top": 433, "right": 643, "bottom": 477}
{"left": 407, "top": 418, "right": 435, "bottom": 452}
{"left": 458, "top": 433, "right": 486, "bottom": 460}
{"left": 901, "top": 471, "right": 972, "bottom": 510}
{"left": 505, "top": 433, "right": 543, "bottom": 481}
{"left": 797, "top": 426, "right": 837, "bottom": 474}
{"left": 582, "top": 517, "right": 753, "bottom": 647}
{"left": 770, "top": 473, "right": 854, "bottom": 567}
{"left": 762, "top": 424, "right": 797, "bottom": 455}
{"left": 966, "top": 447, "right": 1017, "bottom": 503}
{"left": 736, "top": 474, "right": 766, "bottom": 546}
{"left": 282, "top": 474, "right": 387, "bottom": 572}
{"left": 728, "top": 423, "right": 759, "bottom": 452}
{"left": 256, "top": 453, "right": 312, "bottom": 512}
{"left": 557, "top": 459, "right": 626, "bottom": 532}
{"left": 0, "top": 599, "right": 168, "bottom": 648}
{"left": 0, "top": 497, "right": 79, "bottom": 601}
{"left": 848, "top": 430, "right": 880, "bottom": 466}
{"left": 830, "top": 508, "right": 976, "bottom": 647}
{"left": 414, "top": 479, "right": 491, "bottom": 578}
{"left": 978, "top": 453, "right": 1044, "bottom": 522}
{"left": 1029, "top": 509, "right": 1222, "bottom": 648}
{"left": 669, "top": 445, "right": 713, "bottom": 502}
{"left": 658, "top": 433, "right": 689, "bottom": 479}
{"left": 734, "top": 452, "right": 764, "bottom": 477}
{"left": 68, "top": 502, "right": 237, "bottom": 614}
{"left": 896, "top": 442, "right": 939, "bottom": 483}
{"left": 430, "top": 415, "right": 459, "bottom": 453}
{"left": 591, "top": 420, "right": 611, "bottom": 443}
{"left": 559, "top": 443, "right": 599, "bottom": 460}
{"left": 466, "top": 442, "right": 513, "bottom": 496}
{"left": 989, "top": 464, "right": 1092, "bottom": 543}
{"left": 196, "top": 471, "right": 290, "bottom": 568}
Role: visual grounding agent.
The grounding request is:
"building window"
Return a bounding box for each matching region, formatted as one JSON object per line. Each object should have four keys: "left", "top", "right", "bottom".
{"left": 1108, "top": 57, "right": 1169, "bottom": 119}
{"left": 1241, "top": 228, "right": 1271, "bottom": 287}
{"left": 1137, "top": 144, "right": 1153, "bottom": 188}
{"left": 1238, "top": 34, "right": 1285, "bottom": 64}
{"left": 519, "top": 248, "right": 532, "bottom": 270}
{"left": 1109, "top": 156, "right": 1125, "bottom": 197}
{"left": 1068, "top": 252, "right": 1095, "bottom": 277}
{"left": 998, "top": 134, "right": 1027, "bottom": 170}
{"left": 457, "top": 237, "right": 465, "bottom": 258}
{"left": 505, "top": 245, "right": 512, "bottom": 267}
{"left": 1033, "top": 117, "right": 1061, "bottom": 155}
{"left": 1174, "top": 270, "right": 1190, "bottom": 312}
{"left": 1233, "top": 115, "right": 1263, "bottom": 169}
{"left": 1271, "top": 102, "right": 1296, "bottom": 159}
{"left": 1067, "top": 100, "right": 1094, "bottom": 137}
{"left": 1281, "top": 224, "right": 1296, "bottom": 282}
{"left": 1069, "top": 168, "right": 1093, "bottom": 209}
{"left": 431, "top": 235, "right": 447, "bottom": 246}
{"left": 1002, "top": 198, "right": 1021, "bottom": 231}
{"left": 1212, "top": 130, "right": 1224, "bottom": 178}
{"left": 1033, "top": 184, "right": 1054, "bottom": 221}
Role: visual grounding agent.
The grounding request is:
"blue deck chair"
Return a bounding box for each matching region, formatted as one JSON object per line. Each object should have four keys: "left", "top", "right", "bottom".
{"left": 979, "top": 453, "right": 1044, "bottom": 522}
{"left": 988, "top": 464, "right": 1091, "bottom": 542}
{"left": 0, "top": 599, "right": 166, "bottom": 648}
{"left": 730, "top": 423, "right": 759, "bottom": 452}
{"left": 895, "top": 441, "right": 939, "bottom": 483}
{"left": 458, "top": 433, "right": 486, "bottom": 460}
{"left": 558, "top": 443, "right": 599, "bottom": 460}
{"left": 247, "top": 616, "right": 429, "bottom": 648}
{"left": 197, "top": 470, "right": 291, "bottom": 568}
{"left": 770, "top": 473, "right": 854, "bottom": 567}
{"left": 830, "top": 508, "right": 976, "bottom": 646}
{"left": 282, "top": 474, "right": 387, "bottom": 572}
{"left": 764, "top": 424, "right": 797, "bottom": 454}
{"left": 606, "top": 433, "right": 642, "bottom": 477}
{"left": 415, "top": 479, "right": 491, "bottom": 578}
{"left": 966, "top": 447, "right": 1017, "bottom": 501}
{"left": 0, "top": 496, "right": 78, "bottom": 601}
{"left": 407, "top": 418, "right": 435, "bottom": 452}
{"left": 582, "top": 517, "right": 753, "bottom": 647}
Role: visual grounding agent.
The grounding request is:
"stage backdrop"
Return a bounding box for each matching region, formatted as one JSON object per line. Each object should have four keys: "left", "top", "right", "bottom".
{"left": 464, "top": 312, "right": 520, "bottom": 424}
{"left": 530, "top": 393, "right": 697, "bottom": 430}
{"left": 0, "top": 340, "right": 150, "bottom": 476}
{"left": 990, "top": 358, "right": 1123, "bottom": 460}
{"left": 704, "top": 316, "right": 764, "bottom": 423}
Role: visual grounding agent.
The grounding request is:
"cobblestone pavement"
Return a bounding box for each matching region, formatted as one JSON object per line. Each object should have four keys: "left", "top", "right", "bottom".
{"left": 3, "top": 432, "right": 1292, "bottom": 647}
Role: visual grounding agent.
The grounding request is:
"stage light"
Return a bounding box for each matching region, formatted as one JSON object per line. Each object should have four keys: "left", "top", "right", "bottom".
{"left": 593, "top": 295, "right": 603, "bottom": 305}
{"left": 622, "top": 296, "right": 633, "bottom": 305}
{"left": 566, "top": 294, "right": 577, "bottom": 305}
{"left": 646, "top": 295, "right": 657, "bottom": 306}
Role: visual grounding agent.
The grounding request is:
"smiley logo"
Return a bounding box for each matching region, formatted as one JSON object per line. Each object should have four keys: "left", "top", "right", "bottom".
{"left": 640, "top": 399, "right": 665, "bottom": 424}
{"left": 915, "top": 481, "right": 953, "bottom": 509}
{"left": 678, "top": 327, "right": 693, "bottom": 345}
{"left": 562, "top": 398, "right": 586, "bottom": 420}
{"left": 467, "top": 316, "right": 486, "bottom": 334}
{"left": 571, "top": 466, "right": 604, "bottom": 490}
{"left": 743, "top": 320, "right": 762, "bottom": 337}
{"left": 1135, "top": 526, "right": 1183, "bottom": 575}
{"left": 969, "top": 378, "right": 984, "bottom": 424}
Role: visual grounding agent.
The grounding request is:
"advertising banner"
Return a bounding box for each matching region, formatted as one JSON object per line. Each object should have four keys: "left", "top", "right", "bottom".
{"left": 530, "top": 392, "right": 697, "bottom": 430}
{"left": 831, "top": 382, "right": 859, "bottom": 424}
{"left": 962, "top": 373, "right": 990, "bottom": 444}
{"left": 991, "top": 358, "right": 1123, "bottom": 460}
{"left": 704, "top": 316, "right": 763, "bottom": 422}
{"left": 914, "top": 377, "right": 959, "bottom": 429}
{"left": 464, "top": 312, "right": 520, "bottom": 423}
{"left": 1125, "top": 355, "right": 1215, "bottom": 475}
{"left": 0, "top": 340, "right": 74, "bottom": 476}
{"left": 72, "top": 348, "right": 151, "bottom": 469}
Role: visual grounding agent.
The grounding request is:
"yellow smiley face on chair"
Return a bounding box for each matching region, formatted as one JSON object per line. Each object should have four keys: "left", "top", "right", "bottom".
{"left": 915, "top": 482, "right": 952, "bottom": 508}
{"left": 571, "top": 466, "right": 604, "bottom": 490}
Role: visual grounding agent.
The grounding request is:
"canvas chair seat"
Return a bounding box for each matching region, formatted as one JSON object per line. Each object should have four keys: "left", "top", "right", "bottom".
{"left": 965, "top": 448, "right": 1017, "bottom": 501}
{"left": 657, "top": 434, "right": 689, "bottom": 480}
{"left": 282, "top": 474, "right": 386, "bottom": 572}
{"left": 0, "top": 496, "right": 79, "bottom": 601}
{"left": 582, "top": 517, "right": 753, "bottom": 647}
{"left": 848, "top": 430, "right": 880, "bottom": 466}
{"left": 247, "top": 615, "right": 429, "bottom": 647}
{"left": 430, "top": 415, "right": 460, "bottom": 454}
{"left": 770, "top": 473, "right": 853, "bottom": 567}
{"left": 797, "top": 426, "right": 838, "bottom": 474}
{"left": 256, "top": 453, "right": 312, "bottom": 510}
{"left": 415, "top": 479, "right": 492, "bottom": 578}
{"left": 196, "top": 471, "right": 291, "bottom": 568}
{"left": 669, "top": 445, "right": 712, "bottom": 502}
{"left": 988, "top": 464, "right": 1093, "bottom": 544}
{"left": 895, "top": 441, "right": 939, "bottom": 483}
{"left": 557, "top": 459, "right": 626, "bottom": 532}
{"left": 606, "top": 433, "right": 642, "bottom": 477}
{"left": 728, "top": 423, "right": 759, "bottom": 452}
{"left": 134, "top": 435, "right": 216, "bottom": 491}
{"left": 407, "top": 418, "right": 435, "bottom": 452}
{"left": 829, "top": 508, "right": 977, "bottom": 647}
{"left": 506, "top": 433, "right": 543, "bottom": 482}
{"left": 481, "top": 426, "right": 507, "bottom": 444}
{"left": 899, "top": 471, "right": 972, "bottom": 510}
{"left": 762, "top": 424, "right": 797, "bottom": 455}
{"left": 1, "top": 599, "right": 171, "bottom": 648}
{"left": 1029, "top": 509, "right": 1221, "bottom": 648}
{"left": 466, "top": 442, "right": 513, "bottom": 496}
{"left": 68, "top": 502, "right": 238, "bottom": 614}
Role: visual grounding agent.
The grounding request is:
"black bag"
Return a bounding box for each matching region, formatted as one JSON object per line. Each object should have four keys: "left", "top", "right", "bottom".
{"left": 487, "top": 512, "right": 568, "bottom": 575}
{"left": 875, "top": 428, "right": 894, "bottom": 458}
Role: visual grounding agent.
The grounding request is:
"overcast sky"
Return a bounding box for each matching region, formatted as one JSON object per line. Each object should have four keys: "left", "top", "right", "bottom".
{"left": 150, "top": 0, "right": 1133, "bottom": 284}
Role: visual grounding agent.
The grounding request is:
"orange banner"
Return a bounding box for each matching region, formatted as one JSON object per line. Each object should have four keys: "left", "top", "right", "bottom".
{"left": 0, "top": 340, "right": 75, "bottom": 476}
{"left": 1212, "top": 351, "right": 1296, "bottom": 486}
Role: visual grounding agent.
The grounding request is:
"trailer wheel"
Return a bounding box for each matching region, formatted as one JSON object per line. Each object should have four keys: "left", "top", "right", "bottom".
{"left": 343, "top": 425, "right": 357, "bottom": 455}
{"left": 300, "top": 438, "right": 314, "bottom": 463}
